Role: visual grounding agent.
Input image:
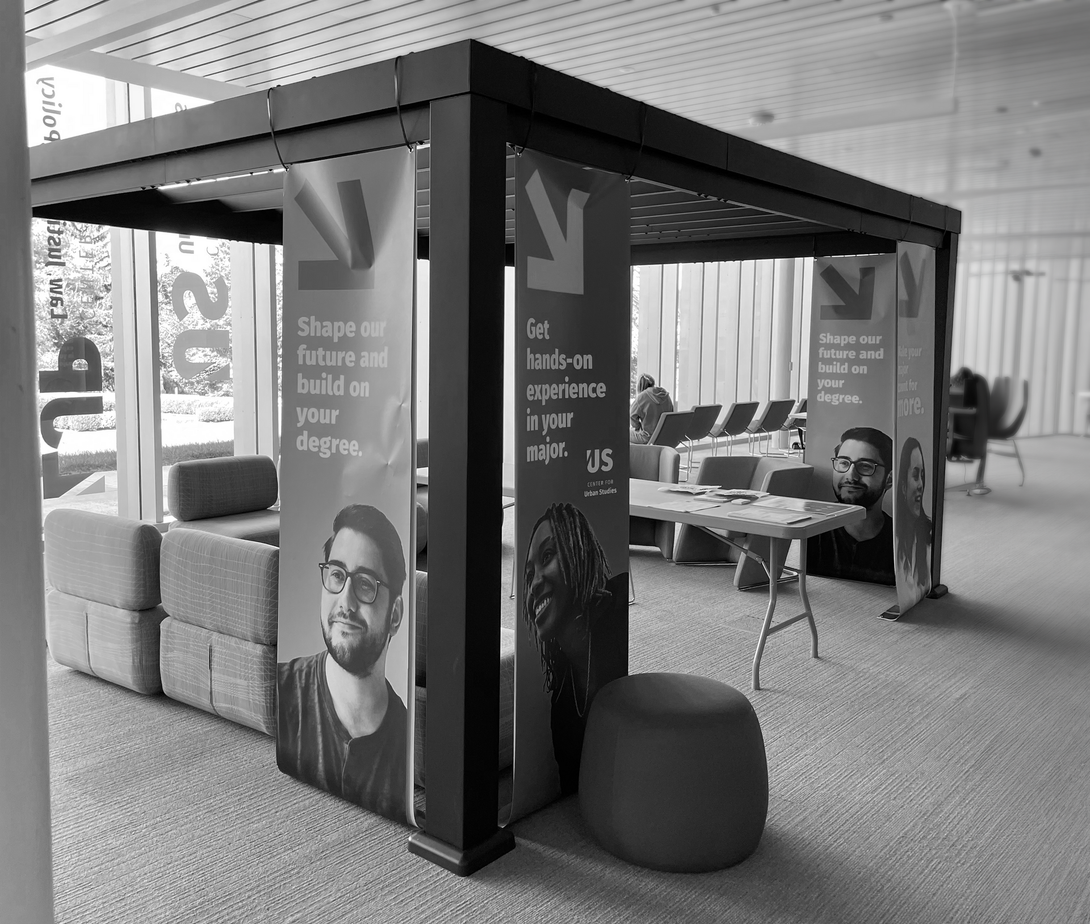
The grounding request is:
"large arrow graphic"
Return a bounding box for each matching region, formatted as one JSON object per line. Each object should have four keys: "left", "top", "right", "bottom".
{"left": 819, "top": 265, "right": 875, "bottom": 320}
{"left": 525, "top": 170, "right": 589, "bottom": 295}
{"left": 295, "top": 178, "right": 375, "bottom": 290}
{"left": 898, "top": 251, "right": 922, "bottom": 318}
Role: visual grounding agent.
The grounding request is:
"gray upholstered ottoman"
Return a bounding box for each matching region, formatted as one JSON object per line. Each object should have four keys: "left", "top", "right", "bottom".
{"left": 579, "top": 672, "right": 768, "bottom": 872}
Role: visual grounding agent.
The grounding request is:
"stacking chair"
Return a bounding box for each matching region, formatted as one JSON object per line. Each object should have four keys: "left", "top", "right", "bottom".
{"left": 709, "top": 401, "right": 759, "bottom": 456}
{"left": 745, "top": 399, "right": 796, "bottom": 455}
{"left": 987, "top": 377, "right": 1028, "bottom": 486}
{"left": 681, "top": 403, "right": 722, "bottom": 473}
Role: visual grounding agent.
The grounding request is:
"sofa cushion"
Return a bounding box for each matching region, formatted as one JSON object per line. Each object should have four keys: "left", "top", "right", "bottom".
{"left": 160, "top": 616, "right": 276, "bottom": 735}
{"left": 44, "top": 508, "right": 162, "bottom": 611}
{"left": 167, "top": 510, "right": 280, "bottom": 546}
{"left": 168, "top": 454, "right": 278, "bottom": 521}
{"left": 46, "top": 590, "right": 166, "bottom": 695}
{"left": 160, "top": 530, "right": 279, "bottom": 646}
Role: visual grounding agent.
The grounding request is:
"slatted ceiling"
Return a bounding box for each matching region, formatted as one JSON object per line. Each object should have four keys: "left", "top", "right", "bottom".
{"left": 571, "top": 6, "right": 942, "bottom": 89}
{"left": 23, "top": 0, "right": 1090, "bottom": 240}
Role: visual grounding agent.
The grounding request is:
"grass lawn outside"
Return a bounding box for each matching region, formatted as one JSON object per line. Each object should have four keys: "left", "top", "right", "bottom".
{"left": 56, "top": 417, "right": 235, "bottom": 475}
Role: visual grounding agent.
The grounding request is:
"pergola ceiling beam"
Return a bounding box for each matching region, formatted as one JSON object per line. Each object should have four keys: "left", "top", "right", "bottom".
{"left": 26, "top": 0, "right": 236, "bottom": 69}
{"left": 49, "top": 49, "right": 248, "bottom": 100}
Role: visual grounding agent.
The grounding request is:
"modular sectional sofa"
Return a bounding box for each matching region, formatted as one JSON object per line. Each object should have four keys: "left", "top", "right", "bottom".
{"left": 44, "top": 508, "right": 168, "bottom": 695}
{"left": 159, "top": 528, "right": 280, "bottom": 734}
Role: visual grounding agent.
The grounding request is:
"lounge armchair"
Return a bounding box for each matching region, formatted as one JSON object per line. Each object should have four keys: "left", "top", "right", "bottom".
{"left": 682, "top": 403, "right": 723, "bottom": 473}
{"left": 647, "top": 410, "right": 695, "bottom": 450}
{"left": 745, "top": 399, "right": 796, "bottom": 455}
{"left": 629, "top": 442, "right": 682, "bottom": 560}
{"left": 673, "top": 455, "right": 814, "bottom": 588}
{"left": 709, "top": 401, "right": 759, "bottom": 456}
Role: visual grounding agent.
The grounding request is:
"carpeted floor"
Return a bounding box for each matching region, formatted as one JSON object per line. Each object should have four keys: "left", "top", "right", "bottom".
{"left": 46, "top": 436, "right": 1090, "bottom": 924}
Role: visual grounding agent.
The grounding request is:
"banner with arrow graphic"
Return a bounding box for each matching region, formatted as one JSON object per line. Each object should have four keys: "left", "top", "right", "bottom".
{"left": 511, "top": 149, "right": 630, "bottom": 817}
{"left": 891, "top": 242, "right": 936, "bottom": 616}
{"left": 804, "top": 254, "right": 897, "bottom": 585}
{"left": 276, "top": 147, "right": 417, "bottom": 826}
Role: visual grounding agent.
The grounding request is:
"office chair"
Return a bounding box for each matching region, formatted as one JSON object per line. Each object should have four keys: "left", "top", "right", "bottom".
{"left": 709, "top": 401, "right": 759, "bottom": 456}
{"left": 987, "top": 377, "right": 1029, "bottom": 486}
{"left": 947, "top": 372, "right": 991, "bottom": 495}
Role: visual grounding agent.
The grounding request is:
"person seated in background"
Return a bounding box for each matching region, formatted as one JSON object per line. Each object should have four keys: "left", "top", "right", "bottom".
{"left": 629, "top": 373, "right": 674, "bottom": 443}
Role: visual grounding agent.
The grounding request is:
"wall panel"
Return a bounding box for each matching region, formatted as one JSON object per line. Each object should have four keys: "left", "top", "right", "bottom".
{"left": 951, "top": 234, "right": 1090, "bottom": 436}
{"left": 634, "top": 257, "right": 808, "bottom": 423}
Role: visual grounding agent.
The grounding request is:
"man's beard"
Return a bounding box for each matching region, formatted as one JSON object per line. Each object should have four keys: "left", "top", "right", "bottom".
{"left": 323, "top": 609, "right": 390, "bottom": 677}
{"left": 834, "top": 479, "right": 885, "bottom": 511}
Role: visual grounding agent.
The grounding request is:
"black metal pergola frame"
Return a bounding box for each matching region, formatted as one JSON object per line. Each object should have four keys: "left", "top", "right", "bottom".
{"left": 30, "top": 38, "right": 961, "bottom": 876}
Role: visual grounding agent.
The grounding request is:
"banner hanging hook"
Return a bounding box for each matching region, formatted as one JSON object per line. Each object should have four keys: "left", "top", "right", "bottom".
{"left": 394, "top": 56, "right": 415, "bottom": 151}
{"left": 513, "top": 64, "right": 539, "bottom": 156}
{"left": 266, "top": 86, "right": 290, "bottom": 172}
{"left": 624, "top": 103, "right": 649, "bottom": 183}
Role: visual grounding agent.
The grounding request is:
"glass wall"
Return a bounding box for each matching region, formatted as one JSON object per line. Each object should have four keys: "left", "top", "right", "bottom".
{"left": 633, "top": 258, "right": 813, "bottom": 411}
{"left": 156, "top": 233, "right": 237, "bottom": 508}
{"left": 27, "top": 67, "right": 278, "bottom": 522}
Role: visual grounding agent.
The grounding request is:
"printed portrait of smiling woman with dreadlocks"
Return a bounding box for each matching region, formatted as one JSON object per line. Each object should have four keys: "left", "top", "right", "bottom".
{"left": 522, "top": 502, "right": 629, "bottom": 795}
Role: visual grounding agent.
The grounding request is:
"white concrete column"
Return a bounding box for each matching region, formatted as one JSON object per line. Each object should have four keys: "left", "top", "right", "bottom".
{"left": 770, "top": 258, "right": 797, "bottom": 449}
{"left": 232, "top": 243, "right": 280, "bottom": 459}
{"left": 112, "top": 227, "right": 163, "bottom": 520}
{"left": 231, "top": 242, "right": 257, "bottom": 454}
{"left": 0, "top": 0, "right": 56, "bottom": 917}
{"left": 109, "top": 83, "right": 162, "bottom": 521}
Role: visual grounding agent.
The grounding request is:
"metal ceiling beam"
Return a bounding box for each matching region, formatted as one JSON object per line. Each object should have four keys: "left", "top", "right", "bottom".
{"left": 26, "top": 0, "right": 237, "bottom": 69}
{"left": 52, "top": 50, "right": 249, "bottom": 100}
{"left": 29, "top": 41, "right": 958, "bottom": 252}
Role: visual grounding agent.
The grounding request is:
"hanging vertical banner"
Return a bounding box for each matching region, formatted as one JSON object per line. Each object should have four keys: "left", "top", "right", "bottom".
{"left": 276, "top": 147, "right": 416, "bottom": 826}
{"left": 892, "top": 242, "right": 936, "bottom": 616}
{"left": 804, "top": 254, "right": 898, "bottom": 586}
{"left": 511, "top": 149, "right": 630, "bottom": 817}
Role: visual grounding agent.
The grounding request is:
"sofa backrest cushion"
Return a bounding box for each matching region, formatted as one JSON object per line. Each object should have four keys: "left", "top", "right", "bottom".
{"left": 753, "top": 457, "right": 814, "bottom": 497}
{"left": 630, "top": 443, "right": 681, "bottom": 483}
{"left": 160, "top": 529, "right": 278, "bottom": 645}
{"left": 693, "top": 454, "right": 759, "bottom": 487}
{"left": 45, "top": 509, "right": 162, "bottom": 611}
{"left": 168, "top": 454, "right": 278, "bottom": 522}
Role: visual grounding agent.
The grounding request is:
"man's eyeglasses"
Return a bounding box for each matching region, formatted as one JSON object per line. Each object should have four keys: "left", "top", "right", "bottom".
{"left": 319, "top": 562, "right": 385, "bottom": 604}
{"left": 830, "top": 456, "right": 886, "bottom": 477}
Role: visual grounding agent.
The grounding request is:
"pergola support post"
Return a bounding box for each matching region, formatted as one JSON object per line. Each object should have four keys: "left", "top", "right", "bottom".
{"left": 407, "top": 92, "right": 515, "bottom": 875}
